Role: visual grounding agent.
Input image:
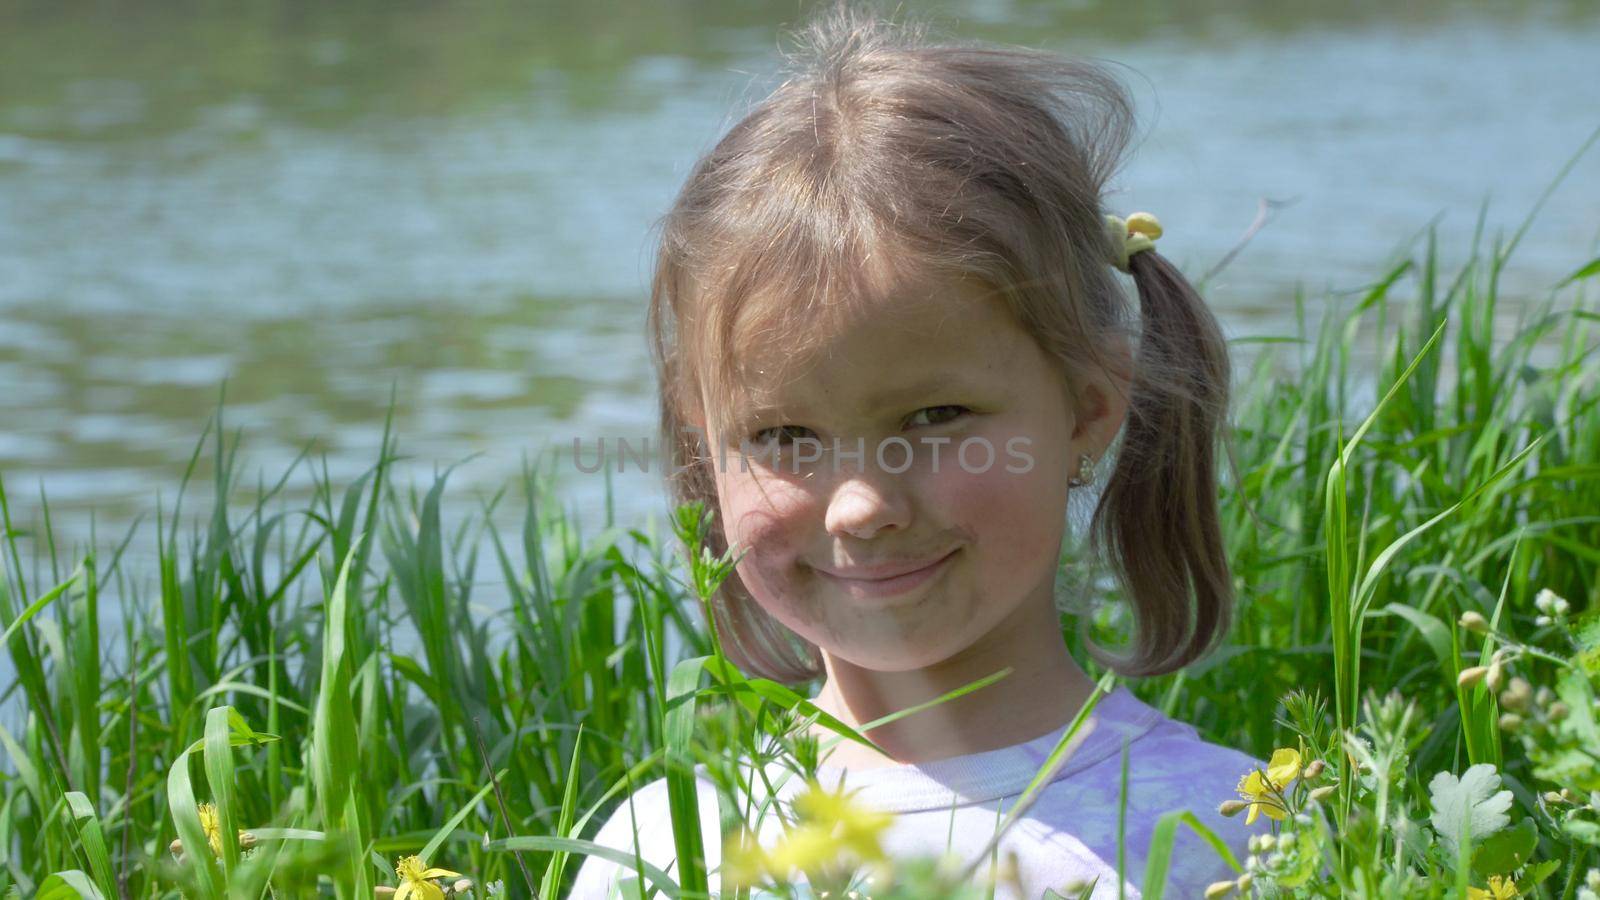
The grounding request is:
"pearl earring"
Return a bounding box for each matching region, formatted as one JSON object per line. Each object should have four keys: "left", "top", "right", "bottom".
{"left": 1068, "top": 453, "right": 1096, "bottom": 488}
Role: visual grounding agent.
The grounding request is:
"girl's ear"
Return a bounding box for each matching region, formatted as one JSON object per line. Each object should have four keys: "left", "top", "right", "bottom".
{"left": 1069, "top": 338, "right": 1134, "bottom": 454}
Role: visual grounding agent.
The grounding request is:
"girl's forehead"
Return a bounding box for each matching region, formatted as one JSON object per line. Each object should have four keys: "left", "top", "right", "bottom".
{"left": 737, "top": 269, "right": 999, "bottom": 353}
{"left": 718, "top": 277, "right": 1021, "bottom": 411}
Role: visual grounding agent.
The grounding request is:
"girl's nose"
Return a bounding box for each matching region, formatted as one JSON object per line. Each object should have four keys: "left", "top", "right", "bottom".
{"left": 823, "top": 473, "right": 912, "bottom": 541}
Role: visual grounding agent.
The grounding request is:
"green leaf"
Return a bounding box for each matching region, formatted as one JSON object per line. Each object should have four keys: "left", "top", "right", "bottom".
{"left": 0, "top": 571, "right": 79, "bottom": 647}
{"left": 204, "top": 706, "right": 242, "bottom": 878}
{"left": 246, "top": 828, "right": 326, "bottom": 841}
{"left": 35, "top": 872, "right": 105, "bottom": 900}
{"left": 1516, "top": 858, "right": 1563, "bottom": 893}
{"left": 1140, "top": 807, "right": 1244, "bottom": 900}
{"left": 541, "top": 727, "right": 589, "bottom": 900}
{"left": 312, "top": 542, "right": 362, "bottom": 837}
{"left": 166, "top": 745, "right": 223, "bottom": 900}
{"left": 662, "top": 656, "right": 712, "bottom": 898}
{"left": 62, "top": 793, "right": 118, "bottom": 900}
{"left": 1555, "top": 669, "right": 1600, "bottom": 757}
{"left": 1563, "top": 817, "right": 1600, "bottom": 847}
{"left": 0, "top": 722, "right": 44, "bottom": 827}
{"left": 1376, "top": 603, "right": 1453, "bottom": 675}
{"left": 1555, "top": 256, "right": 1600, "bottom": 288}
{"left": 1532, "top": 747, "right": 1600, "bottom": 793}
{"left": 418, "top": 778, "right": 498, "bottom": 869}
{"left": 1471, "top": 817, "right": 1537, "bottom": 876}
{"left": 1428, "top": 764, "right": 1512, "bottom": 858}
{"left": 1572, "top": 607, "right": 1600, "bottom": 675}
{"left": 486, "top": 836, "right": 681, "bottom": 898}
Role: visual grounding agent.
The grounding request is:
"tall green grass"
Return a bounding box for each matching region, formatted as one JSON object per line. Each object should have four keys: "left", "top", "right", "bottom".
{"left": 0, "top": 152, "right": 1597, "bottom": 896}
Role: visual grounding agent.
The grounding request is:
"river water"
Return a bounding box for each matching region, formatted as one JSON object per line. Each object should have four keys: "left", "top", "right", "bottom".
{"left": 2, "top": 2, "right": 1597, "bottom": 570}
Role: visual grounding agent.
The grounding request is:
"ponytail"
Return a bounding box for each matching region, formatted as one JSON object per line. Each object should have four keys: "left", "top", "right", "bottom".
{"left": 1086, "top": 250, "right": 1233, "bottom": 677}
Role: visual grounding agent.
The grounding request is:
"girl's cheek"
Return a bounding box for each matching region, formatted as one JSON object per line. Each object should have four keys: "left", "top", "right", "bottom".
{"left": 936, "top": 436, "right": 1067, "bottom": 572}
{"left": 716, "top": 472, "right": 819, "bottom": 581}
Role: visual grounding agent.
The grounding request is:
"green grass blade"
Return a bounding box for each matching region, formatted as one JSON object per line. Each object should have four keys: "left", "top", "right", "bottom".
{"left": 61, "top": 794, "right": 116, "bottom": 900}
{"left": 488, "top": 836, "right": 682, "bottom": 899}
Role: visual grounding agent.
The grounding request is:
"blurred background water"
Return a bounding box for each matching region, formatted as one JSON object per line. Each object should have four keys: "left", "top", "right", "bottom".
{"left": 1, "top": 0, "right": 1598, "bottom": 574}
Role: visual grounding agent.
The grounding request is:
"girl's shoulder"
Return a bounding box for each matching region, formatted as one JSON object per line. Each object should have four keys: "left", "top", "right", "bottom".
{"left": 1088, "top": 708, "right": 1274, "bottom": 892}
{"left": 1080, "top": 686, "right": 1270, "bottom": 785}
{"left": 1124, "top": 710, "right": 1271, "bottom": 787}
{"left": 1014, "top": 692, "right": 1273, "bottom": 894}
{"left": 1092, "top": 695, "right": 1272, "bottom": 830}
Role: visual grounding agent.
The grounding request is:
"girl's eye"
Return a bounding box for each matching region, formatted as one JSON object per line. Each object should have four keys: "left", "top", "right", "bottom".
{"left": 748, "top": 424, "right": 814, "bottom": 448}
{"left": 905, "top": 405, "right": 969, "bottom": 428}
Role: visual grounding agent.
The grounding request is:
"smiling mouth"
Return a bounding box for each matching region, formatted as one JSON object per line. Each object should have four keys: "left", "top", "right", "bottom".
{"left": 815, "top": 549, "right": 958, "bottom": 601}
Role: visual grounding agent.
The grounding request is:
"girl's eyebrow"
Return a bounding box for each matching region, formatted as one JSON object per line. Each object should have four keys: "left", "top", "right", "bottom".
{"left": 858, "top": 372, "right": 984, "bottom": 413}
{"left": 730, "top": 372, "right": 990, "bottom": 423}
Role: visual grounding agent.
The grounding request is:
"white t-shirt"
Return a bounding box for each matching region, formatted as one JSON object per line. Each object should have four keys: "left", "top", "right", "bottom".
{"left": 568, "top": 685, "right": 1271, "bottom": 899}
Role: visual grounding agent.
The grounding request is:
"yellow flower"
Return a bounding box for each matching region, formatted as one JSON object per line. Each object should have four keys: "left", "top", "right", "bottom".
{"left": 790, "top": 780, "right": 893, "bottom": 865}
{"left": 169, "top": 802, "right": 258, "bottom": 859}
{"left": 720, "top": 780, "right": 893, "bottom": 888}
{"left": 197, "top": 802, "right": 224, "bottom": 856}
{"left": 766, "top": 822, "right": 843, "bottom": 875}
{"left": 1235, "top": 748, "right": 1302, "bottom": 826}
{"left": 722, "top": 828, "right": 773, "bottom": 888}
{"left": 1467, "top": 874, "right": 1520, "bottom": 900}
{"left": 393, "top": 855, "right": 462, "bottom": 900}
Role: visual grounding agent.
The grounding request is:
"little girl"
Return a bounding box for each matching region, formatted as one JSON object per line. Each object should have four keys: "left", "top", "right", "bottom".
{"left": 572, "top": 4, "right": 1271, "bottom": 898}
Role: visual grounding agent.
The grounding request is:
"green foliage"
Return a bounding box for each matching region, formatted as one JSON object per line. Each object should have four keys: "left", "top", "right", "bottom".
{"left": 1428, "top": 764, "right": 1512, "bottom": 858}
{"left": 0, "top": 142, "right": 1598, "bottom": 897}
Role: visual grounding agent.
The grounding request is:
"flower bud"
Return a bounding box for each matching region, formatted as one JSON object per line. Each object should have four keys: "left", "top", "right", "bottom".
{"left": 1309, "top": 785, "right": 1337, "bottom": 802}
{"left": 1278, "top": 832, "right": 1297, "bottom": 849}
{"left": 1303, "top": 759, "right": 1325, "bottom": 780}
{"left": 1534, "top": 588, "right": 1569, "bottom": 615}
{"left": 1458, "top": 611, "right": 1490, "bottom": 633}
{"left": 1219, "top": 799, "right": 1249, "bottom": 817}
{"left": 1458, "top": 666, "right": 1489, "bottom": 688}
{"left": 1237, "top": 873, "right": 1254, "bottom": 891}
{"left": 239, "top": 831, "right": 258, "bottom": 850}
{"left": 452, "top": 879, "right": 473, "bottom": 895}
{"left": 1257, "top": 834, "right": 1277, "bottom": 852}
{"left": 1485, "top": 661, "right": 1505, "bottom": 691}
{"left": 169, "top": 838, "right": 185, "bottom": 857}
{"left": 375, "top": 889, "right": 397, "bottom": 898}
{"left": 1491, "top": 648, "right": 1513, "bottom": 666}
{"left": 1535, "top": 615, "right": 1554, "bottom": 627}
{"left": 1549, "top": 701, "right": 1570, "bottom": 721}
{"left": 1536, "top": 686, "right": 1556, "bottom": 706}
{"left": 1498, "top": 712, "right": 1522, "bottom": 732}
{"left": 1545, "top": 790, "right": 1566, "bottom": 804}
{"left": 1500, "top": 677, "right": 1532, "bottom": 713}
{"left": 1204, "top": 880, "right": 1237, "bottom": 899}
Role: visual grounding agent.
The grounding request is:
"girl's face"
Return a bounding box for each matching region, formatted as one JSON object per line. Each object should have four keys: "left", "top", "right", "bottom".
{"left": 706, "top": 280, "right": 1116, "bottom": 673}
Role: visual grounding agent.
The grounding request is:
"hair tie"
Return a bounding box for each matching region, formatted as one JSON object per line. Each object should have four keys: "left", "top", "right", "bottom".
{"left": 1104, "top": 212, "right": 1163, "bottom": 273}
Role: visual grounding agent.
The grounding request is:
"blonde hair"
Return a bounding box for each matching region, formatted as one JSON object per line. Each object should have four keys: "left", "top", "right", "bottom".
{"left": 647, "top": 2, "right": 1233, "bottom": 684}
